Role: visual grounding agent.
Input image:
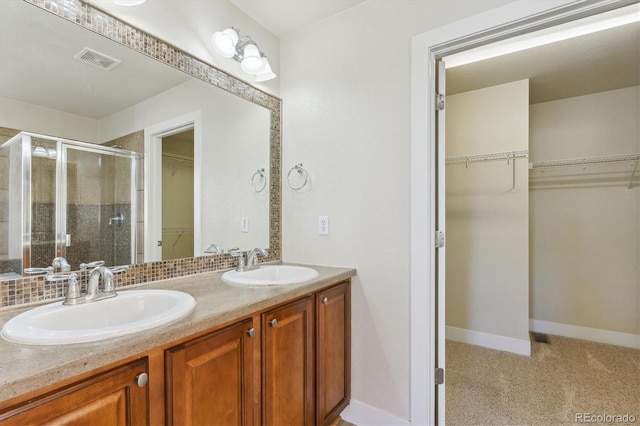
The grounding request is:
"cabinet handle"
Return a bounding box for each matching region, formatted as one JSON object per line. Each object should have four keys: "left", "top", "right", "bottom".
{"left": 247, "top": 327, "right": 256, "bottom": 337}
{"left": 135, "top": 372, "right": 148, "bottom": 387}
{"left": 269, "top": 318, "right": 278, "bottom": 328}
{"left": 321, "top": 296, "right": 328, "bottom": 305}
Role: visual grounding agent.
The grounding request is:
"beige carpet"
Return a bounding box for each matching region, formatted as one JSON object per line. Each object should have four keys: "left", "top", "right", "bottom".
{"left": 445, "top": 335, "right": 640, "bottom": 425}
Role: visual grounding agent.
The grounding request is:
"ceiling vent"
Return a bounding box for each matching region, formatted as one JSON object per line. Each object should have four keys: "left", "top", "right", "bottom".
{"left": 74, "top": 47, "right": 121, "bottom": 71}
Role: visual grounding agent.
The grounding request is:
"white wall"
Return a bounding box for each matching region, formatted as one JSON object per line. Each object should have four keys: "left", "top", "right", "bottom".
{"left": 445, "top": 80, "right": 531, "bottom": 355}
{"left": 529, "top": 86, "right": 640, "bottom": 339}
{"left": 100, "top": 78, "right": 271, "bottom": 254}
{"left": 0, "top": 97, "right": 100, "bottom": 143}
{"left": 280, "top": 0, "right": 512, "bottom": 421}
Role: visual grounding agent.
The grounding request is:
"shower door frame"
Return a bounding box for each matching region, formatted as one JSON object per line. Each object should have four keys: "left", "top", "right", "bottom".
{"left": 3, "top": 131, "right": 138, "bottom": 272}
{"left": 58, "top": 141, "right": 138, "bottom": 267}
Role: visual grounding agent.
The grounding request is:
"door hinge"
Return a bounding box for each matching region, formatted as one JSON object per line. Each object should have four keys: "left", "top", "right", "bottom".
{"left": 435, "top": 230, "right": 445, "bottom": 248}
{"left": 435, "top": 367, "right": 445, "bottom": 385}
{"left": 435, "top": 93, "right": 445, "bottom": 111}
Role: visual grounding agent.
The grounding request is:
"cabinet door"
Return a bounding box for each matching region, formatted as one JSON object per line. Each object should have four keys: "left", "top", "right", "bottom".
{"left": 262, "top": 297, "right": 314, "bottom": 426}
{"left": 166, "top": 319, "right": 255, "bottom": 426}
{"left": 316, "top": 281, "right": 351, "bottom": 425}
{"left": 0, "top": 358, "right": 149, "bottom": 426}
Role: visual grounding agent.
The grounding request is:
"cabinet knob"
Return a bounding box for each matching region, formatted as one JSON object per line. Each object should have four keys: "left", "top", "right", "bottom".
{"left": 247, "top": 327, "right": 256, "bottom": 337}
{"left": 269, "top": 318, "right": 278, "bottom": 328}
{"left": 135, "top": 372, "right": 148, "bottom": 387}
{"left": 321, "top": 296, "right": 328, "bottom": 305}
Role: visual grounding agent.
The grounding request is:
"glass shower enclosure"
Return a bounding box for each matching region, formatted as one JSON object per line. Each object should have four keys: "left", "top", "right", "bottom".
{"left": 0, "top": 132, "right": 139, "bottom": 277}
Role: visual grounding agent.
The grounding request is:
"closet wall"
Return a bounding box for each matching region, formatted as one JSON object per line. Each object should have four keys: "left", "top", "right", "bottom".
{"left": 529, "top": 86, "right": 640, "bottom": 344}
{"left": 445, "top": 79, "right": 531, "bottom": 355}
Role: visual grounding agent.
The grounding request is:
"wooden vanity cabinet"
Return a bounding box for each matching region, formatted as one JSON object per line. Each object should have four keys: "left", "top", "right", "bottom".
{"left": 316, "top": 281, "right": 351, "bottom": 425}
{"left": 0, "top": 358, "right": 149, "bottom": 426}
{"left": 0, "top": 278, "right": 352, "bottom": 426}
{"left": 165, "top": 318, "right": 256, "bottom": 426}
{"left": 262, "top": 296, "right": 314, "bottom": 426}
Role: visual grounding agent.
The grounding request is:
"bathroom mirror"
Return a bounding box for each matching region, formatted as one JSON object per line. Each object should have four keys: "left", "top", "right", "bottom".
{"left": 0, "top": 0, "right": 280, "bottom": 279}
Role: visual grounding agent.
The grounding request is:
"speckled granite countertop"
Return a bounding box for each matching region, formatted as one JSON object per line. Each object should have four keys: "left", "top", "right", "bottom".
{"left": 0, "top": 263, "right": 355, "bottom": 404}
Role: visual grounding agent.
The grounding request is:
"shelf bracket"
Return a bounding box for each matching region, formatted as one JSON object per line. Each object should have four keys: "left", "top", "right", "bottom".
{"left": 627, "top": 161, "right": 638, "bottom": 192}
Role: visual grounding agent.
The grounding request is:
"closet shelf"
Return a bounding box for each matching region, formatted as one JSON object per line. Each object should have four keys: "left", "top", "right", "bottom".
{"left": 529, "top": 153, "right": 640, "bottom": 169}
{"left": 529, "top": 153, "right": 640, "bottom": 192}
{"left": 445, "top": 150, "right": 528, "bottom": 166}
{"left": 446, "top": 150, "right": 529, "bottom": 192}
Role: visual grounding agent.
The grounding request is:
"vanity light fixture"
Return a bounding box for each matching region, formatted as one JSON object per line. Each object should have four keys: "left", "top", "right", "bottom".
{"left": 32, "top": 144, "right": 57, "bottom": 159}
{"left": 211, "top": 27, "right": 276, "bottom": 82}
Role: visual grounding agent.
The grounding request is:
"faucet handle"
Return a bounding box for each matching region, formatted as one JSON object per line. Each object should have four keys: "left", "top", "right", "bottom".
{"left": 101, "top": 267, "right": 116, "bottom": 294}
{"left": 229, "top": 249, "right": 246, "bottom": 269}
{"left": 80, "top": 260, "right": 105, "bottom": 270}
{"left": 24, "top": 266, "right": 54, "bottom": 275}
{"left": 109, "top": 265, "right": 129, "bottom": 274}
{"left": 204, "top": 243, "right": 222, "bottom": 254}
{"left": 46, "top": 273, "right": 81, "bottom": 305}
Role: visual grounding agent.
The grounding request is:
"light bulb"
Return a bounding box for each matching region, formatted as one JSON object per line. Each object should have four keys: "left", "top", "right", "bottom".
{"left": 240, "top": 44, "right": 265, "bottom": 74}
{"left": 32, "top": 145, "right": 47, "bottom": 157}
{"left": 212, "top": 28, "right": 239, "bottom": 58}
{"left": 255, "top": 57, "right": 276, "bottom": 82}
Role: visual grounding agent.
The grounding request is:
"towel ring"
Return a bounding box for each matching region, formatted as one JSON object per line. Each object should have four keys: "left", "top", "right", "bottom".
{"left": 252, "top": 168, "right": 267, "bottom": 193}
{"left": 287, "top": 163, "right": 308, "bottom": 190}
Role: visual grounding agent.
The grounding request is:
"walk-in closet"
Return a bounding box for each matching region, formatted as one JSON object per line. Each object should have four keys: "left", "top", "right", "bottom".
{"left": 443, "top": 7, "right": 639, "bottom": 423}
{"left": 445, "top": 81, "right": 639, "bottom": 353}
{"left": 443, "top": 4, "right": 639, "bottom": 355}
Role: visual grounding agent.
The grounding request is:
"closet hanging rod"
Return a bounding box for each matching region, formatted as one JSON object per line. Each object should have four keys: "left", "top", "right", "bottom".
{"left": 445, "top": 150, "right": 529, "bottom": 166}
{"left": 529, "top": 153, "right": 640, "bottom": 169}
{"left": 162, "top": 154, "right": 194, "bottom": 164}
{"left": 162, "top": 227, "right": 194, "bottom": 235}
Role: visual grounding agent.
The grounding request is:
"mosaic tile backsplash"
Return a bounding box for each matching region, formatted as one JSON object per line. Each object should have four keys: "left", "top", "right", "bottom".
{"left": 1, "top": 0, "right": 282, "bottom": 310}
{"left": 0, "top": 254, "right": 240, "bottom": 309}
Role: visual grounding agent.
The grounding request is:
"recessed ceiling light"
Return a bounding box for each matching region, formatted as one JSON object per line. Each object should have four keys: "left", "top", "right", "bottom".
{"left": 445, "top": 3, "right": 640, "bottom": 68}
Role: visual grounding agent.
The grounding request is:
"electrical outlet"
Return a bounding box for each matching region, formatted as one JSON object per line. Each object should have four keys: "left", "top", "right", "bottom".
{"left": 319, "top": 216, "right": 329, "bottom": 235}
{"left": 241, "top": 216, "right": 249, "bottom": 233}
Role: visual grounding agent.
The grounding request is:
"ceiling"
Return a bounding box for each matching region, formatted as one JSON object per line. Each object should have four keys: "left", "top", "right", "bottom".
{"left": 0, "top": 0, "right": 190, "bottom": 120}
{"left": 1, "top": 1, "right": 638, "bottom": 120}
{"left": 230, "top": 1, "right": 639, "bottom": 103}
{"left": 229, "top": 0, "right": 365, "bottom": 36}
{"left": 446, "top": 20, "right": 640, "bottom": 104}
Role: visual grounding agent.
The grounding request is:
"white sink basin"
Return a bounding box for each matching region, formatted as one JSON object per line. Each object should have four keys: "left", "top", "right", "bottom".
{"left": 222, "top": 265, "right": 318, "bottom": 286}
{"left": 1, "top": 289, "right": 196, "bottom": 345}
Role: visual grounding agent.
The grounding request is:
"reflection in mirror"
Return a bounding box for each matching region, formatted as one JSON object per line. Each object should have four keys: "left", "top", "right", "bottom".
{"left": 0, "top": 0, "right": 275, "bottom": 281}
{"left": 0, "top": 132, "right": 139, "bottom": 278}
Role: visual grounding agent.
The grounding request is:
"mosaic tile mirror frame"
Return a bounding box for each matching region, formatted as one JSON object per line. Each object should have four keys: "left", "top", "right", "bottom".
{"left": 0, "top": 0, "right": 282, "bottom": 308}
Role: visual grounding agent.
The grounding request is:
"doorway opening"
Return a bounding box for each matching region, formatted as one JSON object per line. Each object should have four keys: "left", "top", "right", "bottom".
{"left": 161, "top": 129, "right": 194, "bottom": 260}
{"left": 410, "top": 1, "right": 639, "bottom": 424}
{"left": 143, "top": 111, "right": 202, "bottom": 263}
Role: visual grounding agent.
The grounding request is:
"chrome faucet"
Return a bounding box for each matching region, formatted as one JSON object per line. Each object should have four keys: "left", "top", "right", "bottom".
{"left": 246, "top": 248, "right": 268, "bottom": 270}
{"left": 52, "top": 257, "right": 71, "bottom": 272}
{"left": 86, "top": 266, "right": 116, "bottom": 302}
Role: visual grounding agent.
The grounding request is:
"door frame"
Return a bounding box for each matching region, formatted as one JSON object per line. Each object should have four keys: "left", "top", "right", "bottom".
{"left": 144, "top": 111, "right": 202, "bottom": 262}
{"left": 409, "top": 0, "right": 634, "bottom": 423}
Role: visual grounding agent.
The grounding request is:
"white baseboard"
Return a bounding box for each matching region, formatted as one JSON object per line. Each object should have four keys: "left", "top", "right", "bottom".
{"left": 530, "top": 319, "right": 640, "bottom": 349}
{"left": 446, "top": 326, "right": 531, "bottom": 356}
{"left": 341, "top": 399, "right": 410, "bottom": 426}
